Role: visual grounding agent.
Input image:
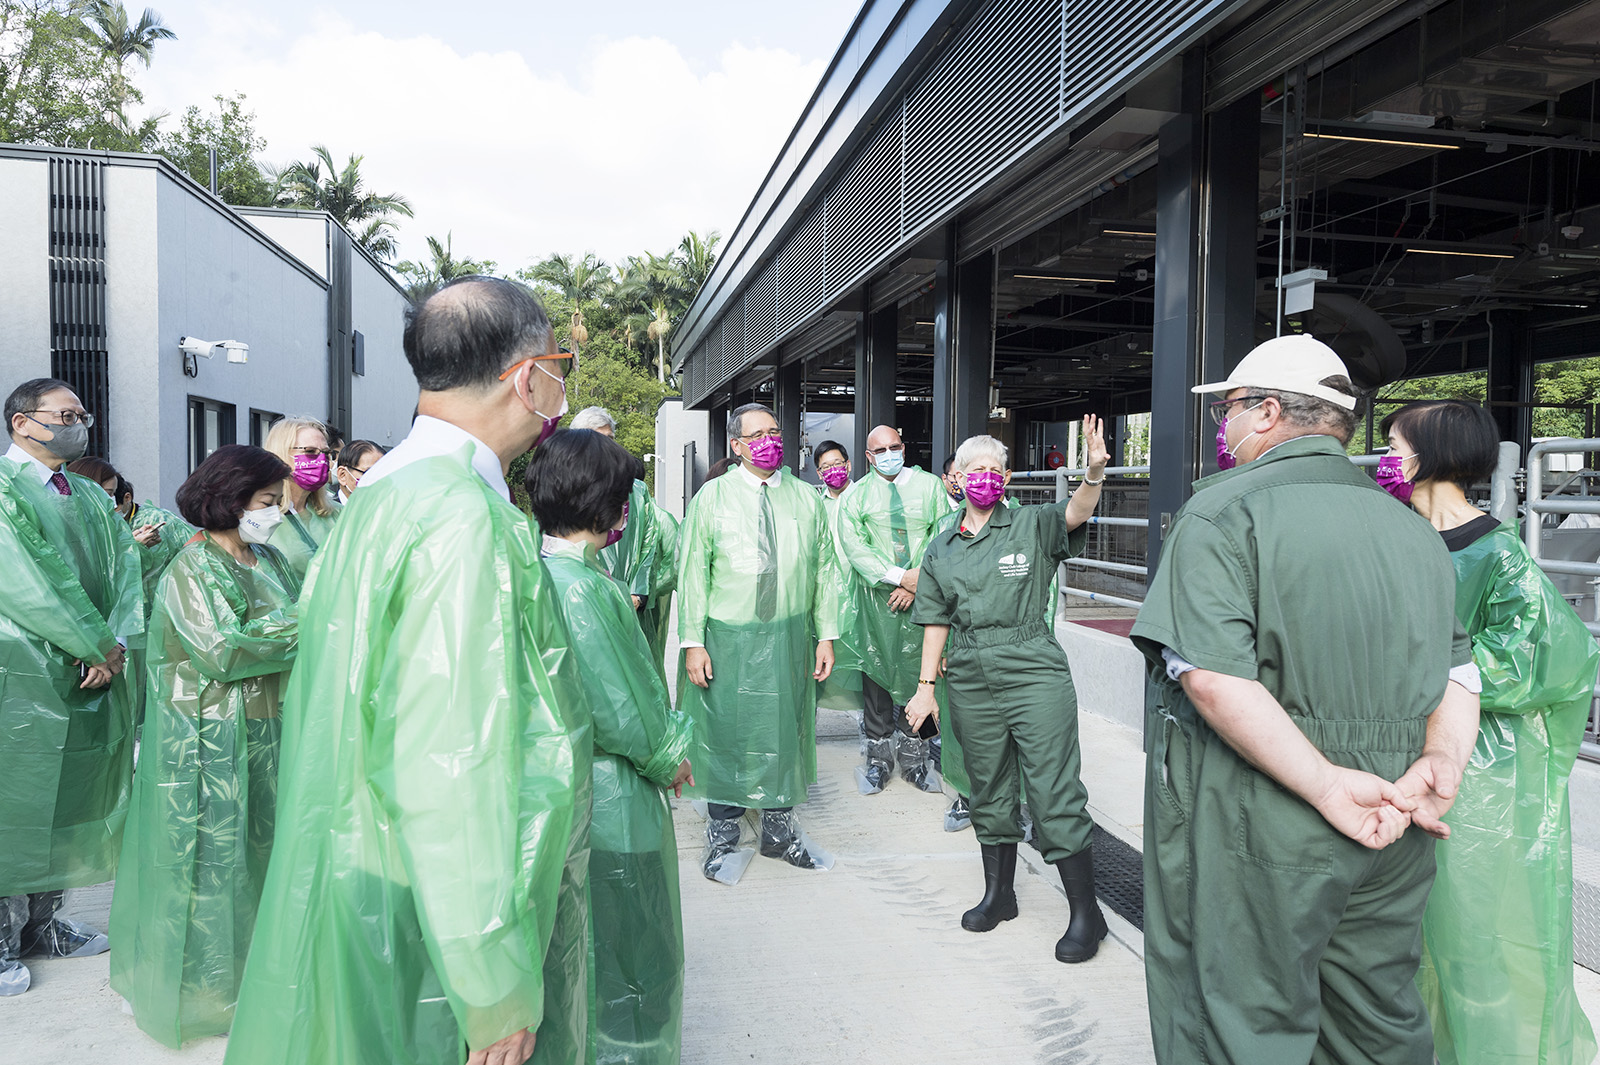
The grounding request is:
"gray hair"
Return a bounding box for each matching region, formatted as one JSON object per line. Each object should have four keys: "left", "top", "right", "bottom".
{"left": 570, "top": 406, "right": 616, "bottom": 433}
{"left": 1259, "top": 375, "right": 1358, "bottom": 445}
{"left": 953, "top": 434, "right": 1009, "bottom": 473}
{"left": 728, "top": 402, "right": 776, "bottom": 439}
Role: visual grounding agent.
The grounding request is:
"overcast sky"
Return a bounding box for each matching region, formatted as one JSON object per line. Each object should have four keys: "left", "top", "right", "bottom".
{"left": 133, "top": 1, "right": 862, "bottom": 271}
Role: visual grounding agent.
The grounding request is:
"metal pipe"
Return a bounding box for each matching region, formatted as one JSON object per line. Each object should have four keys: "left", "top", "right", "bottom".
{"left": 1530, "top": 499, "right": 1600, "bottom": 514}
{"left": 1533, "top": 559, "right": 1600, "bottom": 578}
{"left": 1489, "top": 441, "right": 1520, "bottom": 524}
{"left": 1050, "top": 465, "right": 1152, "bottom": 477}
{"left": 1060, "top": 586, "right": 1144, "bottom": 609}
{"left": 1063, "top": 558, "right": 1149, "bottom": 577}
{"left": 1526, "top": 439, "right": 1600, "bottom": 558}
{"left": 1087, "top": 515, "right": 1149, "bottom": 527}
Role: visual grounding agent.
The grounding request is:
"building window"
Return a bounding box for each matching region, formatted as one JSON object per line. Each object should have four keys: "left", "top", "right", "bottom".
{"left": 248, "top": 408, "right": 282, "bottom": 447}
{"left": 188, "top": 396, "right": 236, "bottom": 471}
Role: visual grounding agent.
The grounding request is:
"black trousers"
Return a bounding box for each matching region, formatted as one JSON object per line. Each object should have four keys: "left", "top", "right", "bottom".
{"left": 862, "top": 676, "right": 911, "bottom": 742}
{"left": 708, "top": 803, "right": 791, "bottom": 820}
{"left": 0, "top": 891, "right": 62, "bottom": 960}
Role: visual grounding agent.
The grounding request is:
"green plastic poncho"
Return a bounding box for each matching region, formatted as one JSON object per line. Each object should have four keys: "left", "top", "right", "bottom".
{"left": 0, "top": 461, "right": 142, "bottom": 896}
{"left": 224, "top": 443, "right": 592, "bottom": 1065}
{"left": 1417, "top": 521, "right": 1600, "bottom": 1065}
{"left": 542, "top": 537, "right": 691, "bottom": 1065}
{"left": 640, "top": 503, "right": 680, "bottom": 684}
{"left": 110, "top": 537, "right": 300, "bottom": 1047}
{"left": 599, "top": 481, "right": 671, "bottom": 682}
{"left": 835, "top": 467, "right": 949, "bottom": 704}
{"left": 124, "top": 501, "right": 196, "bottom": 730}
{"left": 265, "top": 498, "right": 340, "bottom": 581}
{"left": 676, "top": 466, "right": 839, "bottom": 808}
{"left": 816, "top": 491, "right": 864, "bottom": 713}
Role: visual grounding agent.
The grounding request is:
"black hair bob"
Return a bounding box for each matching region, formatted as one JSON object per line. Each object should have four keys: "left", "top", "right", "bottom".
{"left": 1379, "top": 400, "right": 1501, "bottom": 490}
{"left": 176, "top": 445, "right": 292, "bottom": 531}
{"left": 524, "top": 428, "right": 644, "bottom": 537}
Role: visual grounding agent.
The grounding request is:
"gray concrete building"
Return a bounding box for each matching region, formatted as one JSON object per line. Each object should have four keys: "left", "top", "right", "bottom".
{"left": 0, "top": 144, "right": 415, "bottom": 508}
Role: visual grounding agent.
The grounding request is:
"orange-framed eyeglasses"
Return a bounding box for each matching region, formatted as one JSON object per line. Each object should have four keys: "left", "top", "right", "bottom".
{"left": 499, "top": 346, "right": 577, "bottom": 382}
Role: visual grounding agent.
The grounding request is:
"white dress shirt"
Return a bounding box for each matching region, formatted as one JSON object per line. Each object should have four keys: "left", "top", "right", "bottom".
{"left": 4, "top": 442, "right": 59, "bottom": 485}
{"left": 361, "top": 416, "right": 509, "bottom": 499}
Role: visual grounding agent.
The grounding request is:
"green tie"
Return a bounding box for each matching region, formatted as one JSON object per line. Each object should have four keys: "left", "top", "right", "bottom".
{"left": 756, "top": 482, "right": 778, "bottom": 622}
{"left": 888, "top": 481, "right": 910, "bottom": 566}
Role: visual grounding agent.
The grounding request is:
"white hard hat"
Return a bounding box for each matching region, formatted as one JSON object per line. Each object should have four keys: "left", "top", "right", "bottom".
{"left": 1192, "top": 334, "right": 1358, "bottom": 411}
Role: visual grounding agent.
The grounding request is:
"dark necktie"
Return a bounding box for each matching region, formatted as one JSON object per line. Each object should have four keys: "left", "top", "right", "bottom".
{"left": 888, "top": 481, "right": 909, "bottom": 565}
{"left": 756, "top": 482, "right": 778, "bottom": 622}
{"left": 49, "top": 471, "right": 71, "bottom": 496}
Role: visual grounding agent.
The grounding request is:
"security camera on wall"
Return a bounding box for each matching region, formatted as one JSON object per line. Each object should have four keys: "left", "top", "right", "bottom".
{"left": 179, "top": 336, "right": 218, "bottom": 360}
{"left": 220, "top": 340, "right": 249, "bottom": 364}
{"left": 179, "top": 336, "right": 249, "bottom": 377}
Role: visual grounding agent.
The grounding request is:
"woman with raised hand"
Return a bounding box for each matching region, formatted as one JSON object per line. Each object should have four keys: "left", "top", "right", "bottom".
{"left": 905, "top": 417, "right": 1109, "bottom": 964}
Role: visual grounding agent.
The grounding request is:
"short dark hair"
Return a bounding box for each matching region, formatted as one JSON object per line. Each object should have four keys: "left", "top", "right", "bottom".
{"left": 704, "top": 457, "right": 736, "bottom": 482}
{"left": 176, "top": 445, "right": 292, "bottom": 531}
{"left": 813, "top": 439, "right": 848, "bottom": 466}
{"left": 5, "top": 377, "right": 75, "bottom": 436}
{"left": 66, "top": 456, "right": 119, "bottom": 486}
{"left": 728, "top": 402, "right": 775, "bottom": 439}
{"left": 942, "top": 451, "right": 957, "bottom": 475}
{"left": 337, "top": 439, "right": 385, "bottom": 471}
{"left": 403, "top": 276, "right": 554, "bottom": 393}
{"left": 1380, "top": 400, "right": 1500, "bottom": 489}
{"left": 523, "top": 429, "right": 644, "bottom": 537}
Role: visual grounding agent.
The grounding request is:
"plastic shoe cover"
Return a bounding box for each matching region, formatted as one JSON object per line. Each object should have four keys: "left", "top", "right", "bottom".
{"left": 945, "top": 795, "right": 973, "bottom": 833}
{"left": 703, "top": 816, "right": 754, "bottom": 886}
{"left": 759, "top": 810, "right": 835, "bottom": 871}
{"left": 22, "top": 917, "right": 108, "bottom": 959}
{"left": 929, "top": 735, "right": 943, "bottom": 771}
{"left": 0, "top": 959, "right": 30, "bottom": 996}
{"left": 857, "top": 739, "right": 893, "bottom": 795}
{"left": 895, "top": 733, "right": 943, "bottom": 793}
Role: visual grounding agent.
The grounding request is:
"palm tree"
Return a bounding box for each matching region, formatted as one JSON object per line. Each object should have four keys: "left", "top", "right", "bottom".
{"left": 82, "top": 1, "right": 176, "bottom": 114}
{"left": 393, "top": 233, "right": 496, "bottom": 302}
{"left": 522, "top": 252, "right": 613, "bottom": 303}
{"left": 273, "top": 145, "right": 414, "bottom": 261}
{"left": 646, "top": 302, "right": 672, "bottom": 383}
{"left": 675, "top": 230, "right": 720, "bottom": 299}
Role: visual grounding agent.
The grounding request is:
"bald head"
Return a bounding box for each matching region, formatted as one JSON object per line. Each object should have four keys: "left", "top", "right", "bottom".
{"left": 403, "top": 275, "right": 554, "bottom": 392}
{"left": 866, "top": 424, "right": 906, "bottom": 479}
{"left": 866, "top": 424, "right": 902, "bottom": 451}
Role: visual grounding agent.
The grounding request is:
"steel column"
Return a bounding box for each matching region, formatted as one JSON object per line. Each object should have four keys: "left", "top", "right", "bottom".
{"left": 931, "top": 236, "right": 956, "bottom": 465}
{"left": 954, "top": 249, "right": 994, "bottom": 454}
{"left": 708, "top": 403, "right": 729, "bottom": 463}
{"left": 775, "top": 361, "right": 803, "bottom": 474}
{"left": 856, "top": 298, "right": 898, "bottom": 465}
{"left": 1148, "top": 59, "right": 1256, "bottom": 570}
{"left": 1488, "top": 309, "right": 1534, "bottom": 459}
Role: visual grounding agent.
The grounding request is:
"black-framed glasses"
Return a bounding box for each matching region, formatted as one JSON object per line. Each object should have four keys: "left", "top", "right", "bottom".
{"left": 738, "top": 428, "right": 783, "bottom": 441}
{"left": 25, "top": 408, "right": 94, "bottom": 428}
{"left": 1208, "top": 395, "right": 1270, "bottom": 426}
{"left": 292, "top": 446, "right": 335, "bottom": 458}
{"left": 865, "top": 443, "right": 905, "bottom": 457}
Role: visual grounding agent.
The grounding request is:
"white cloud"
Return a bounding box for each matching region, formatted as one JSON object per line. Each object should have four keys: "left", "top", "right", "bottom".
{"left": 138, "top": 14, "right": 825, "bottom": 271}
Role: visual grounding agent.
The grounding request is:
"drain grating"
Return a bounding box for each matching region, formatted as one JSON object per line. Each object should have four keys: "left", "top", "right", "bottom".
{"left": 1091, "top": 824, "right": 1144, "bottom": 930}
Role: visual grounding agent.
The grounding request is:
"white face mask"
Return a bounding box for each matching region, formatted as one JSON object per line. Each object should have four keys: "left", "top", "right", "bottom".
{"left": 238, "top": 505, "right": 283, "bottom": 545}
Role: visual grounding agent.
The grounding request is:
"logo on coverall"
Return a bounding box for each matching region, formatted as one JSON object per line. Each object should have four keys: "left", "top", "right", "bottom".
{"left": 998, "top": 552, "right": 1029, "bottom": 578}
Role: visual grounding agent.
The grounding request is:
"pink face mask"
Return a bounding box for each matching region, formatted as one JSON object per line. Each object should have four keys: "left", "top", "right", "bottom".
{"left": 746, "top": 434, "right": 784, "bottom": 471}
{"left": 820, "top": 465, "right": 850, "bottom": 490}
{"left": 292, "top": 453, "right": 330, "bottom": 491}
{"left": 1376, "top": 455, "right": 1415, "bottom": 503}
{"left": 964, "top": 470, "right": 1005, "bottom": 509}
{"left": 1215, "top": 402, "right": 1264, "bottom": 472}
{"left": 604, "top": 502, "right": 629, "bottom": 547}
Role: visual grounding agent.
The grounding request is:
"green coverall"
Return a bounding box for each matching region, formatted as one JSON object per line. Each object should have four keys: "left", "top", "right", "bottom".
{"left": 110, "top": 536, "right": 300, "bottom": 1047}
{"left": 1418, "top": 521, "right": 1600, "bottom": 1065}
{"left": 913, "top": 502, "right": 1090, "bottom": 861}
{"left": 543, "top": 538, "right": 692, "bottom": 1065}
{"left": 676, "top": 465, "right": 839, "bottom": 809}
{"left": 1130, "top": 434, "right": 1471, "bottom": 1065}
{"left": 265, "top": 498, "right": 340, "bottom": 581}
{"left": 816, "top": 490, "right": 864, "bottom": 713}
{"left": 641, "top": 502, "right": 681, "bottom": 684}
{"left": 225, "top": 443, "right": 592, "bottom": 1065}
{"left": 0, "top": 461, "right": 143, "bottom": 896}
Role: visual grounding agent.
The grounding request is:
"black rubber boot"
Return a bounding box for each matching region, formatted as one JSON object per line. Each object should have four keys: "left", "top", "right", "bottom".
{"left": 1054, "top": 847, "right": 1108, "bottom": 963}
{"left": 961, "top": 843, "right": 1019, "bottom": 932}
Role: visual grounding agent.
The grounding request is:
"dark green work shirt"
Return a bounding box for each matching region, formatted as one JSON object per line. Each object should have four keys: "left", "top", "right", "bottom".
{"left": 1131, "top": 434, "right": 1471, "bottom": 772}
{"left": 914, "top": 501, "right": 1087, "bottom": 641}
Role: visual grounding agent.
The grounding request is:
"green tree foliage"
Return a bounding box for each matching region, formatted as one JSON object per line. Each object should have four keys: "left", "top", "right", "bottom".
{"left": 393, "top": 233, "right": 498, "bottom": 302}
{"left": 0, "top": 0, "right": 138, "bottom": 148}
{"left": 157, "top": 93, "right": 272, "bottom": 206}
{"left": 80, "top": 0, "right": 172, "bottom": 109}
{"left": 272, "top": 145, "right": 414, "bottom": 261}
{"left": 1534, "top": 357, "right": 1600, "bottom": 439}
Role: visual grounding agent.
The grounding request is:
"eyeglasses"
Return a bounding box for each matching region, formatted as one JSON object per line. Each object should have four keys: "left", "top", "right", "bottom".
{"left": 292, "top": 447, "right": 335, "bottom": 458}
{"left": 499, "top": 346, "right": 577, "bottom": 382}
{"left": 738, "top": 428, "right": 783, "bottom": 441}
{"left": 865, "top": 443, "right": 905, "bottom": 457}
{"left": 25, "top": 408, "right": 94, "bottom": 428}
{"left": 1208, "top": 395, "right": 1270, "bottom": 426}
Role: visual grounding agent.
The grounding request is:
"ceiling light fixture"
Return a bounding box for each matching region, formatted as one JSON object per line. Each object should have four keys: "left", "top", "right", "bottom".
{"left": 1302, "top": 131, "right": 1460, "bottom": 151}
{"left": 1101, "top": 228, "right": 1156, "bottom": 238}
{"left": 1404, "top": 247, "right": 1516, "bottom": 260}
{"left": 1013, "top": 274, "right": 1109, "bottom": 283}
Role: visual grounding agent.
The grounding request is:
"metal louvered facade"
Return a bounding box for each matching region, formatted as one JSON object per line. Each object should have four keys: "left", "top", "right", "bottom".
{"left": 676, "top": 0, "right": 1240, "bottom": 406}
{"left": 48, "top": 156, "right": 111, "bottom": 457}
